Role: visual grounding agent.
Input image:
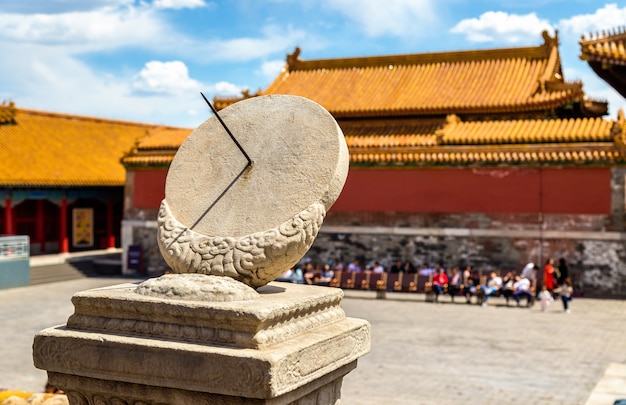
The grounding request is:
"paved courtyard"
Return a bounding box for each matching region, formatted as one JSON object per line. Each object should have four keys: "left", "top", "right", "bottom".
{"left": 1, "top": 277, "right": 625, "bottom": 404}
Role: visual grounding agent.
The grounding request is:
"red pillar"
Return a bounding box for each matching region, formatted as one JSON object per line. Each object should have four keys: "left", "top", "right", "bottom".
{"left": 4, "top": 198, "right": 13, "bottom": 235}
{"left": 106, "top": 198, "right": 115, "bottom": 248}
{"left": 36, "top": 200, "right": 45, "bottom": 253}
{"left": 60, "top": 198, "right": 69, "bottom": 253}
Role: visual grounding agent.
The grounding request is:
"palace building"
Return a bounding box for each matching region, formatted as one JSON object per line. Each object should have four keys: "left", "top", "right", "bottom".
{"left": 122, "top": 32, "right": 626, "bottom": 295}
{"left": 0, "top": 102, "right": 187, "bottom": 256}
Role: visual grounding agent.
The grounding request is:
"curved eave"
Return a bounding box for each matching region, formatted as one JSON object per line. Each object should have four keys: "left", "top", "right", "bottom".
{"left": 349, "top": 143, "right": 623, "bottom": 167}
{"left": 582, "top": 55, "right": 626, "bottom": 66}
{"left": 326, "top": 94, "right": 582, "bottom": 119}
{"left": 121, "top": 154, "right": 176, "bottom": 169}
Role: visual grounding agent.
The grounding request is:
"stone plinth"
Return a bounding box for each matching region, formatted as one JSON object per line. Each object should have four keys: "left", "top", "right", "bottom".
{"left": 33, "top": 275, "right": 370, "bottom": 404}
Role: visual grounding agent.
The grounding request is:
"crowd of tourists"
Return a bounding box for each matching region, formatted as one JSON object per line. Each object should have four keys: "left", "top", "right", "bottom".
{"left": 276, "top": 256, "right": 574, "bottom": 313}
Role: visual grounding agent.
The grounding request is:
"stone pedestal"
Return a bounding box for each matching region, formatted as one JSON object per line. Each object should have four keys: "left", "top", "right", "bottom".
{"left": 33, "top": 275, "right": 370, "bottom": 404}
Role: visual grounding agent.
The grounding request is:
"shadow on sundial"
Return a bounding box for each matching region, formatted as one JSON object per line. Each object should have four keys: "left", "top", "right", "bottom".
{"left": 165, "top": 163, "right": 249, "bottom": 249}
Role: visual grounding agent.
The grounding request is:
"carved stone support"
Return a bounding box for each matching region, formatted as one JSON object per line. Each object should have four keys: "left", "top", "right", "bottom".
{"left": 33, "top": 277, "right": 370, "bottom": 405}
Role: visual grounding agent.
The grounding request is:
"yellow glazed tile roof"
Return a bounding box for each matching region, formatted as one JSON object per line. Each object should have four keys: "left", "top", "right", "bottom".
{"left": 580, "top": 28, "right": 626, "bottom": 65}
{"left": 0, "top": 108, "right": 186, "bottom": 187}
{"left": 439, "top": 115, "right": 614, "bottom": 145}
{"left": 133, "top": 126, "right": 191, "bottom": 150}
{"left": 347, "top": 114, "right": 623, "bottom": 166}
{"left": 342, "top": 118, "right": 442, "bottom": 149}
{"left": 124, "top": 112, "right": 624, "bottom": 168}
{"left": 120, "top": 126, "right": 191, "bottom": 167}
{"left": 259, "top": 31, "right": 581, "bottom": 117}
{"left": 350, "top": 147, "right": 621, "bottom": 166}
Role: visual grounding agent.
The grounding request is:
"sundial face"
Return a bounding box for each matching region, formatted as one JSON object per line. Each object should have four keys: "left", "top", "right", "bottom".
{"left": 165, "top": 95, "right": 348, "bottom": 238}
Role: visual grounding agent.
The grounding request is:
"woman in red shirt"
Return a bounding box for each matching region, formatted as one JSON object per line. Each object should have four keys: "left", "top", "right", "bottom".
{"left": 544, "top": 258, "right": 556, "bottom": 292}
{"left": 432, "top": 265, "right": 448, "bottom": 303}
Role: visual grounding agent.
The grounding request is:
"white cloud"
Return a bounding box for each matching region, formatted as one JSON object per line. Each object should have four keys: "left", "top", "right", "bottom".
{"left": 322, "top": 0, "right": 436, "bottom": 37}
{"left": 0, "top": 1, "right": 310, "bottom": 127}
{"left": 558, "top": 4, "right": 626, "bottom": 37}
{"left": 196, "top": 25, "right": 307, "bottom": 63}
{"left": 256, "top": 60, "right": 285, "bottom": 81}
{"left": 0, "top": 41, "right": 208, "bottom": 127}
{"left": 0, "top": 3, "right": 306, "bottom": 66}
{"left": 211, "top": 81, "right": 245, "bottom": 96}
{"left": 450, "top": 11, "right": 553, "bottom": 43}
{"left": 153, "top": 0, "right": 209, "bottom": 10}
{"left": 132, "top": 61, "right": 201, "bottom": 94}
{"left": 0, "top": 6, "right": 169, "bottom": 52}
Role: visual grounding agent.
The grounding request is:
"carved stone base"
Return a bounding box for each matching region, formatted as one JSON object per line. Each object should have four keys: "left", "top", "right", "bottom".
{"left": 48, "top": 361, "right": 353, "bottom": 405}
{"left": 33, "top": 276, "right": 370, "bottom": 405}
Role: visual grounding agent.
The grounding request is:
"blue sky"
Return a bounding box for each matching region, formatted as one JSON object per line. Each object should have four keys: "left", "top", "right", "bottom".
{"left": 0, "top": 0, "right": 625, "bottom": 128}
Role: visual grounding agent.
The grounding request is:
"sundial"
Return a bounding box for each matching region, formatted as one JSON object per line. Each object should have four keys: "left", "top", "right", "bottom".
{"left": 33, "top": 95, "right": 369, "bottom": 404}
{"left": 157, "top": 94, "right": 349, "bottom": 288}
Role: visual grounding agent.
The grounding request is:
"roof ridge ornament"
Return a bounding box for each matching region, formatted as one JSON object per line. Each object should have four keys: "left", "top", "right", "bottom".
{"left": 286, "top": 47, "right": 302, "bottom": 71}
{"left": 542, "top": 29, "right": 559, "bottom": 48}
{"left": 0, "top": 100, "right": 16, "bottom": 125}
{"left": 436, "top": 114, "right": 461, "bottom": 143}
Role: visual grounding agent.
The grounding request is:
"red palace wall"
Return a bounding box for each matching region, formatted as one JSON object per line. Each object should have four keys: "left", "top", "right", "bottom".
{"left": 132, "top": 170, "right": 168, "bottom": 209}
{"left": 331, "top": 167, "right": 611, "bottom": 215}
{"left": 131, "top": 167, "right": 612, "bottom": 215}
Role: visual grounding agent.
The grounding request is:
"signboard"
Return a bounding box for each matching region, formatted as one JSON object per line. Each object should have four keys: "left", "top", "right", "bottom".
{"left": 127, "top": 245, "right": 144, "bottom": 274}
{"left": 0, "top": 235, "right": 30, "bottom": 289}
{"left": 73, "top": 208, "right": 94, "bottom": 248}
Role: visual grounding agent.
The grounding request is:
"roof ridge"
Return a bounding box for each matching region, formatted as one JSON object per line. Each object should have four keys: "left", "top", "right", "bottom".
{"left": 286, "top": 31, "right": 558, "bottom": 72}
{"left": 15, "top": 108, "right": 187, "bottom": 130}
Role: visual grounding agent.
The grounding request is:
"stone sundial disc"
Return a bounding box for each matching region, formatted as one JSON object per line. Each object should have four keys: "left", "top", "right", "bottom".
{"left": 157, "top": 94, "right": 349, "bottom": 288}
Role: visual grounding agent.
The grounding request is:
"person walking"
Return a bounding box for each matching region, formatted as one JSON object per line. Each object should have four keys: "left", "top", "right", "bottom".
{"left": 538, "top": 285, "right": 554, "bottom": 311}
{"left": 554, "top": 277, "right": 574, "bottom": 313}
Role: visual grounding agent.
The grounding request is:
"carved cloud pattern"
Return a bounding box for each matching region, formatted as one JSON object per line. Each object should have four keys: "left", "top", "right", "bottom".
{"left": 157, "top": 199, "right": 326, "bottom": 288}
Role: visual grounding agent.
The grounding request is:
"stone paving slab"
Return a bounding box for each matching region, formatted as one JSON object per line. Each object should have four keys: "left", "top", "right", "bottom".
{"left": 584, "top": 363, "right": 626, "bottom": 405}
{"left": 0, "top": 278, "right": 132, "bottom": 393}
{"left": 1, "top": 279, "right": 625, "bottom": 405}
{"left": 340, "top": 290, "right": 626, "bottom": 405}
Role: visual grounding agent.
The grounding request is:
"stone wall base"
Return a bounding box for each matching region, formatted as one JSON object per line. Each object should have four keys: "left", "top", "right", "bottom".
{"left": 121, "top": 220, "right": 626, "bottom": 296}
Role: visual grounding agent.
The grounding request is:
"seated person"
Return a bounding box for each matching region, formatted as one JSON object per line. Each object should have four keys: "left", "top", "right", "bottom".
{"left": 317, "top": 263, "right": 334, "bottom": 286}
{"left": 347, "top": 260, "right": 362, "bottom": 272}
{"left": 512, "top": 275, "right": 533, "bottom": 307}
{"left": 432, "top": 267, "right": 448, "bottom": 303}
{"left": 390, "top": 260, "right": 403, "bottom": 273}
{"left": 276, "top": 268, "right": 295, "bottom": 283}
{"left": 463, "top": 268, "right": 480, "bottom": 304}
{"left": 372, "top": 261, "right": 385, "bottom": 273}
{"left": 480, "top": 271, "right": 503, "bottom": 306}
{"left": 303, "top": 263, "right": 317, "bottom": 285}
{"left": 500, "top": 271, "right": 515, "bottom": 305}
{"left": 419, "top": 263, "right": 435, "bottom": 276}
{"left": 447, "top": 266, "right": 462, "bottom": 302}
